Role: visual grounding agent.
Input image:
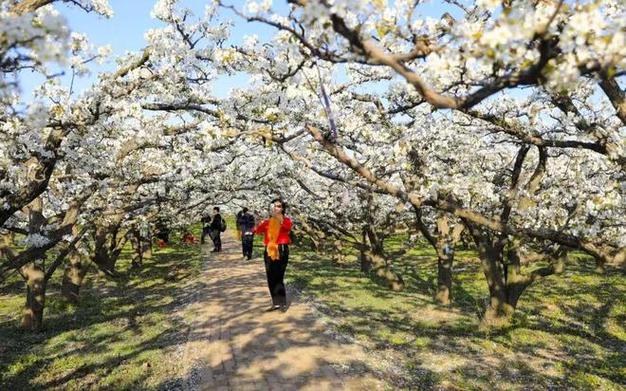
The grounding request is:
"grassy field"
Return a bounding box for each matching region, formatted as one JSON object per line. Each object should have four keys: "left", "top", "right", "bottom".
{"left": 286, "top": 242, "right": 626, "bottom": 390}
{"left": 1, "top": 226, "right": 624, "bottom": 390}
{"left": 0, "top": 231, "right": 204, "bottom": 390}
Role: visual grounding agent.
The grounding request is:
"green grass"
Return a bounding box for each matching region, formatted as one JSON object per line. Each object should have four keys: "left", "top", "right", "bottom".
{"left": 0, "top": 228, "right": 204, "bottom": 390}
{"left": 2, "top": 225, "right": 624, "bottom": 390}
{"left": 286, "top": 243, "right": 626, "bottom": 390}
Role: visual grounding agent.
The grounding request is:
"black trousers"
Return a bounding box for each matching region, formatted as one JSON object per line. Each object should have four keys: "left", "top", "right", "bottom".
{"left": 264, "top": 245, "right": 289, "bottom": 306}
{"left": 242, "top": 234, "right": 254, "bottom": 259}
{"left": 211, "top": 230, "right": 221, "bottom": 251}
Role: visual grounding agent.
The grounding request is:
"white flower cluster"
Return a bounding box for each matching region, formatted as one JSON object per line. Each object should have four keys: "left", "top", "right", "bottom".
{"left": 23, "top": 233, "right": 51, "bottom": 248}
{"left": 246, "top": 0, "right": 272, "bottom": 15}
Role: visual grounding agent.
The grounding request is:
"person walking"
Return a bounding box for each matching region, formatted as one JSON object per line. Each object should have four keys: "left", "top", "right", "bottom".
{"left": 254, "top": 198, "right": 293, "bottom": 311}
{"left": 200, "top": 213, "right": 211, "bottom": 245}
{"left": 237, "top": 207, "right": 255, "bottom": 260}
{"left": 209, "top": 206, "right": 224, "bottom": 252}
{"left": 235, "top": 208, "right": 244, "bottom": 241}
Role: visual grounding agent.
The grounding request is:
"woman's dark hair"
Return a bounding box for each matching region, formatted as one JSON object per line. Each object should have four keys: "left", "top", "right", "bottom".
{"left": 271, "top": 198, "right": 287, "bottom": 214}
{"left": 213, "top": 206, "right": 220, "bottom": 212}
{"left": 242, "top": 207, "right": 249, "bottom": 213}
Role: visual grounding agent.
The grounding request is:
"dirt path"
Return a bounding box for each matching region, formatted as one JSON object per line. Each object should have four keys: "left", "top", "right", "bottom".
{"left": 178, "top": 230, "right": 387, "bottom": 391}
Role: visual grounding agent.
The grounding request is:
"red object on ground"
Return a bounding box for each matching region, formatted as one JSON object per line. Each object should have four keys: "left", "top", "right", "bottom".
{"left": 157, "top": 239, "right": 167, "bottom": 248}
{"left": 181, "top": 232, "right": 197, "bottom": 245}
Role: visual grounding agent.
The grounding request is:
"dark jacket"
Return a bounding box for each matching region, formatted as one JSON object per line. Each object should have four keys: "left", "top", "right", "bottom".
{"left": 210, "top": 213, "right": 222, "bottom": 231}
{"left": 236, "top": 211, "right": 244, "bottom": 229}
{"left": 237, "top": 212, "right": 255, "bottom": 233}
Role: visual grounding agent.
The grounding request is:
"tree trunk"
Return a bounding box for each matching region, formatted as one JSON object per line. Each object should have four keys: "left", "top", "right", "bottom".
{"left": 360, "top": 248, "right": 372, "bottom": 273}
{"left": 480, "top": 246, "right": 565, "bottom": 327}
{"left": 363, "top": 227, "right": 405, "bottom": 291}
{"left": 143, "top": 237, "right": 153, "bottom": 259}
{"left": 61, "top": 253, "right": 87, "bottom": 304}
{"left": 433, "top": 216, "right": 461, "bottom": 305}
{"left": 435, "top": 246, "right": 453, "bottom": 305}
{"left": 332, "top": 240, "right": 344, "bottom": 263}
{"left": 360, "top": 228, "right": 372, "bottom": 273}
{"left": 21, "top": 263, "right": 46, "bottom": 331}
{"left": 594, "top": 257, "right": 606, "bottom": 274}
{"left": 310, "top": 236, "right": 320, "bottom": 252}
{"left": 363, "top": 249, "right": 405, "bottom": 291}
{"left": 470, "top": 233, "right": 514, "bottom": 326}
{"left": 130, "top": 230, "right": 143, "bottom": 269}
{"left": 91, "top": 249, "right": 117, "bottom": 276}
{"left": 482, "top": 267, "right": 513, "bottom": 326}
{"left": 139, "top": 224, "right": 152, "bottom": 259}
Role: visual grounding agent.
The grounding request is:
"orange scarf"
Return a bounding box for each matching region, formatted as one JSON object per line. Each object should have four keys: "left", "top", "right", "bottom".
{"left": 267, "top": 217, "right": 281, "bottom": 261}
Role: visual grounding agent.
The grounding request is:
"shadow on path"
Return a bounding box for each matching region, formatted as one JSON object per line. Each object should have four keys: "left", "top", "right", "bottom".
{"left": 172, "top": 231, "right": 386, "bottom": 391}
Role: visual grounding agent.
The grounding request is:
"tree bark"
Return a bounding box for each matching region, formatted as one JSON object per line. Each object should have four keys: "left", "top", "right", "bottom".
{"left": 433, "top": 216, "right": 462, "bottom": 305}
{"left": 332, "top": 240, "right": 344, "bottom": 263}
{"left": 11, "top": 0, "right": 56, "bottom": 15}
{"left": 362, "top": 227, "right": 404, "bottom": 291}
{"left": 435, "top": 246, "right": 453, "bottom": 305}
{"left": 414, "top": 212, "right": 462, "bottom": 305}
{"left": 142, "top": 234, "right": 153, "bottom": 259}
{"left": 480, "top": 246, "right": 514, "bottom": 326}
{"left": 471, "top": 228, "right": 565, "bottom": 326}
{"left": 359, "top": 227, "right": 371, "bottom": 273}
{"left": 130, "top": 229, "right": 143, "bottom": 269}
{"left": 61, "top": 253, "right": 87, "bottom": 303}
{"left": 361, "top": 249, "right": 405, "bottom": 291}
{"left": 361, "top": 225, "right": 404, "bottom": 291}
{"left": 599, "top": 77, "right": 626, "bottom": 125}
{"left": 20, "top": 263, "right": 46, "bottom": 331}
{"left": 594, "top": 257, "right": 606, "bottom": 274}
{"left": 466, "top": 225, "right": 514, "bottom": 326}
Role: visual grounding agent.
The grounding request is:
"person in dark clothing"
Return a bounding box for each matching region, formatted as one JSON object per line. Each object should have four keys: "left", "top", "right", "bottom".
{"left": 235, "top": 209, "right": 244, "bottom": 241}
{"left": 209, "top": 206, "right": 224, "bottom": 252}
{"left": 237, "top": 207, "right": 255, "bottom": 260}
{"left": 254, "top": 198, "right": 293, "bottom": 311}
{"left": 200, "top": 213, "right": 211, "bottom": 244}
{"left": 155, "top": 220, "right": 170, "bottom": 245}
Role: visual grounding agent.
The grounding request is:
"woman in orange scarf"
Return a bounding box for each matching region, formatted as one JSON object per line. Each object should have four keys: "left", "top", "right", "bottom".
{"left": 254, "top": 198, "right": 293, "bottom": 311}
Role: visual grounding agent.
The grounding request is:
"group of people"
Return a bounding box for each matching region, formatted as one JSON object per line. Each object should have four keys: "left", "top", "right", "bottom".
{"left": 200, "top": 199, "right": 293, "bottom": 311}
{"left": 201, "top": 206, "right": 227, "bottom": 252}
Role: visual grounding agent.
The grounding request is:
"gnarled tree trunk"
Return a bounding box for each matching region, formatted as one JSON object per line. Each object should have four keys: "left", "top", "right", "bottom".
{"left": 414, "top": 211, "right": 464, "bottom": 305}
{"left": 469, "top": 225, "right": 566, "bottom": 326}
{"left": 61, "top": 253, "right": 87, "bottom": 304}
{"left": 359, "top": 227, "right": 371, "bottom": 273}
{"left": 129, "top": 229, "right": 144, "bottom": 269}
{"left": 433, "top": 217, "right": 464, "bottom": 305}
{"left": 435, "top": 244, "right": 453, "bottom": 305}
{"left": 363, "top": 226, "right": 404, "bottom": 291}
{"left": 331, "top": 240, "right": 345, "bottom": 263}
{"left": 21, "top": 263, "right": 46, "bottom": 331}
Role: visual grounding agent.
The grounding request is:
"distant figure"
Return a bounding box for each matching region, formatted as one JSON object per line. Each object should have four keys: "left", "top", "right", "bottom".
{"left": 210, "top": 206, "right": 225, "bottom": 252}
{"left": 235, "top": 208, "right": 244, "bottom": 241}
{"left": 237, "top": 207, "right": 255, "bottom": 260}
{"left": 155, "top": 220, "right": 170, "bottom": 248}
{"left": 254, "top": 198, "right": 293, "bottom": 311}
{"left": 200, "top": 213, "right": 211, "bottom": 244}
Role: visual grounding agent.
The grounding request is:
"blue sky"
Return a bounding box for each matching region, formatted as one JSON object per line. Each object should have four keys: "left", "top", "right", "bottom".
{"left": 19, "top": 0, "right": 456, "bottom": 101}
{"left": 21, "top": 0, "right": 279, "bottom": 99}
